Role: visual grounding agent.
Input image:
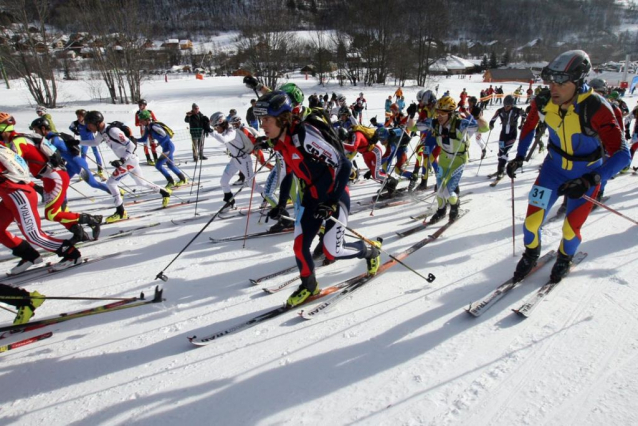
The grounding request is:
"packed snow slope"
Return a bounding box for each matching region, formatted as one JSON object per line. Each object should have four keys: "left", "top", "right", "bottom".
{"left": 1, "top": 73, "right": 637, "bottom": 426}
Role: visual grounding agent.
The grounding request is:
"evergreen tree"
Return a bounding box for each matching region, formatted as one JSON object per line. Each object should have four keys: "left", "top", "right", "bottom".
{"left": 481, "top": 54, "right": 489, "bottom": 70}
{"left": 502, "top": 49, "right": 510, "bottom": 66}
{"left": 489, "top": 51, "right": 498, "bottom": 68}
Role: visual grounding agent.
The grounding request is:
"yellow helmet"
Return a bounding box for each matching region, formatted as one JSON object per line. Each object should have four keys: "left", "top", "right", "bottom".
{"left": 435, "top": 96, "right": 457, "bottom": 112}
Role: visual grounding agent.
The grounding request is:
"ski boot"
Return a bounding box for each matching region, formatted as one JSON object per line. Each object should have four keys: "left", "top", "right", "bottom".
{"left": 152, "top": 151, "right": 159, "bottom": 164}
{"left": 221, "top": 192, "right": 235, "bottom": 212}
{"left": 96, "top": 166, "right": 106, "bottom": 181}
{"left": 365, "top": 238, "right": 383, "bottom": 276}
{"left": 407, "top": 174, "right": 418, "bottom": 192}
{"left": 165, "top": 178, "right": 176, "bottom": 190}
{"left": 428, "top": 205, "right": 447, "bottom": 224}
{"left": 161, "top": 188, "right": 172, "bottom": 208}
{"left": 513, "top": 246, "right": 541, "bottom": 283}
{"left": 176, "top": 175, "right": 189, "bottom": 187}
{"left": 287, "top": 274, "right": 320, "bottom": 307}
{"left": 52, "top": 240, "right": 82, "bottom": 271}
{"left": 145, "top": 153, "right": 155, "bottom": 166}
{"left": 550, "top": 251, "right": 573, "bottom": 283}
{"left": 68, "top": 223, "right": 90, "bottom": 245}
{"left": 9, "top": 241, "right": 43, "bottom": 275}
{"left": 13, "top": 291, "right": 46, "bottom": 325}
{"left": 449, "top": 202, "right": 460, "bottom": 221}
{"left": 106, "top": 204, "right": 128, "bottom": 223}
{"left": 79, "top": 213, "right": 102, "bottom": 240}
{"left": 268, "top": 215, "right": 294, "bottom": 233}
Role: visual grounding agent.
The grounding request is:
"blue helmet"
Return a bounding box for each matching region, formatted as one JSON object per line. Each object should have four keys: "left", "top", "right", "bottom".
{"left": 254, "top": 91, "right": 293, "bottom": 117}
{"left": 375, "top": 126, "right": 389, "bottom": 141}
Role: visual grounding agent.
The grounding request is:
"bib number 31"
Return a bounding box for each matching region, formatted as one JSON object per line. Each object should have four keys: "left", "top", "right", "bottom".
{"left": 529, "top": 185, "right": 552, "bottom": 210}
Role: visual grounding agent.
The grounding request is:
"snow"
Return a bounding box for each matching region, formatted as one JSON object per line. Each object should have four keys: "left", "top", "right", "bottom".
{"left": 2, "top": 72, "right": 638, "bottom": 425}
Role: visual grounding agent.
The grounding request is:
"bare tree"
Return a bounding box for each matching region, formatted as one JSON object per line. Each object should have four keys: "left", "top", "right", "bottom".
{"left": 308, "top": 31, "right": 333, "bottom": 86}
{"left": 0, "top": 0, "right": 59, "bottom": 107}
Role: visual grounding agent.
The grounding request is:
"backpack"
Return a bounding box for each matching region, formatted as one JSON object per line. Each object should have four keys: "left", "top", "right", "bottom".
{"left": 302, "top": 108, "right": 345, "bottom": 156}
{"left": 105, "top": 121, "right": 138, "bottom": 149}
{"left": 236, "top": 129, "right": 254, "bottom": 154}
{"left": 153, "top": 121, "right": 174, "bottom": 138}
{"left": 19, "top": 133, "right": 65, "bottom": 171}
{"left": 350, "top": 124, "right": 377, "bottom": 141}
{"left": 0, "top": 144, "right": 30, "bottom": 184}
{"left": 52, "top": 132, "right": 81, "bottom": 157}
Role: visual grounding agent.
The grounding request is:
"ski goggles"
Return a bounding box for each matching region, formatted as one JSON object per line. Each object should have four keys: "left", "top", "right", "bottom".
{"left": 541, "top": 68, "right": 573, "bottom": 85}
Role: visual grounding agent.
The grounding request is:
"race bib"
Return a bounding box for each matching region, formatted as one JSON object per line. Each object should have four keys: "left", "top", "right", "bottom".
{"left": 529, "top": 185, "right": 552, "bottom": 210}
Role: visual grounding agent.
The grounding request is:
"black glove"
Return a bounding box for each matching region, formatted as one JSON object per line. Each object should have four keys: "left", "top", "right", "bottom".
{"left": 506, "top": 156, "right": 524, "bottom": 179}
{"left": 489, "top": 122, "right": 494, "bottom": 130}
{"left": 314, "top": 202, "right": 337, "bottom": 220}
{"left": 363, "top": 170, "right": 372, "bottom": 180}
{"left": 481, "top": 148, "right": 487, "bottom": 160}
{"left": 626, "top": 129, "right": 631, "bottom": 140}
{"left": 254, "top": 136, "right": 270, "bottom": 150}
{"left": 243, "top": 75, "right": 261, "bottom": 91}
{"left": 406, "top": 103, "right": 417, "bottom": 119}
{"left": 558, "top": 172, "right": 600, "bottom": 199}
{"left": 110, "top": 159, "right": 124, "bottom": 168}
{"left": 268, "top": 205, "right": 286, "bottom": 220}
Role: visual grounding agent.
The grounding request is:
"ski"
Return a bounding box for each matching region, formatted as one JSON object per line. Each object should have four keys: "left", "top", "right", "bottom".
{"left": 6, "top": 252, "right": 127, "bottom": 286}
{"left": 148, "top": 198, "right": 210, "bottom": 212}
{"left": 249, "top": 265, "right": 298, "bottom": 285}
{"left": 410, "top": 198, "right": 472, "bottom": 221}
{"left": 0, "top": 331, "right": 53, "bottom": 353}
{"left": 396, "top": 205, "right": 461, "bottom": 238}
{"left": 512, "top": 252, "right": 587, "bottom": 317}
{"left": 466, "top": 250, "right": 558, "bottom": 317}
{"left": 299, "top": 211, "right": 468, "bottom": 320}
{"left": 102, "top": 213, "right": 153, "bottom": 226}
{"left": 489, "top": 174, "right": 505, "bottom": 187}
{"left": 188, "top": 286, "right": 342, "bottom": 346}
{"left": 209, "top": 228, "right": 293, "bottom": 244}
{"left": 0, "top": 286, "right": 163, "bottom": 334}
{"left": 262, "top": 259, "right": 334, "bottom": 294}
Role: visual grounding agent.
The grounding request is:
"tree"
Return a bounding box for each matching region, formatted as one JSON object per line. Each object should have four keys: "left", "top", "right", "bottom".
{"left": 0, "top": 0, "right": 59, "bottom": 107}
{"left": 489, "top": 51, "right": 498, "bottom": 68}
{"left": 502, "top": 48, "right": 510, "bottom": 66}
{"left": 481, "top": 54, "right": 489, "bottom": 70}
{"left": 309, "top": 31, "right": 333, "bottom": 86}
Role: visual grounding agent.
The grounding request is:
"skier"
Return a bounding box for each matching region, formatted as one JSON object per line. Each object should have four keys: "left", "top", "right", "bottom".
{"left": 410, "top": 89, "right": 440, "bottom": 191}
{"left": 344, "top": 125, "right": 396, "bottom": 192}
{"left": 69, "top": 109, "right": 105, "bottom": 180}
{"left": 413, "top": 95, "right": 483, "bottom": 223}
{"left": 488, "top": 95, "right": 526, "bottom": 179}
{"left": 209, "top": 112, "right": 261, "bottom": 211}
{"left": 0, "top": 118, "right": 82, "bottom": 273}
{"left": 254, "top": 91, "right": 381, "bottom": 307}
{"left": 82, "top": 111, "right": 172, "bottom": 223}
{"left": 0, "top": 283, "right": 45, "bottom": 325}
{"left": 506, "top": 50, "right": 630, "bottom": 283}
{"left": 29, "top": 118, "right": 103, "bottom": 243}
{"left": 35, "top": 106, "right": 57, "bottom": 132}
{"left": 135, "top": 99, "right": 159, "bottom": 166}
{"left": 33, "top": 117, "right": 110, "bottom": 198}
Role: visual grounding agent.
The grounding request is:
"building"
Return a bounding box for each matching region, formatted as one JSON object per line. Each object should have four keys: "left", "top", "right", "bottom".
{"left": 483, "top": 68, "right": 535, "bottom": 83}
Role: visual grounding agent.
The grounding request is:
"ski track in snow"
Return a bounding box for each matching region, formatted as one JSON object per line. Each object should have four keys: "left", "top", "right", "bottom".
{"left": 1, "top": 72, "right": 638, "bottom": 425}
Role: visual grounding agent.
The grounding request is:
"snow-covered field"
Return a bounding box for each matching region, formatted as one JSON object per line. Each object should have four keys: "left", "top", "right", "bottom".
{"left": 1, "top": 72, "right": 638, "bottom": 426}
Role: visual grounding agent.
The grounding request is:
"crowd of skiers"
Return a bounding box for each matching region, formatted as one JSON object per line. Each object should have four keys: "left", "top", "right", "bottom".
{"left": 2, "top": 48, "right": 637, "bottom": 328}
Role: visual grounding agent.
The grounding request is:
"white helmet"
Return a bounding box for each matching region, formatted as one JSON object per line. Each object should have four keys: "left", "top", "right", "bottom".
{"left": 35, "top": 105, "right": 47, "bottom": 114}
{"left": 417, "top": 89, "right": 436, "bottom": 104}
{"left": 210, "top": 112, "right": 227, "bottom": 127}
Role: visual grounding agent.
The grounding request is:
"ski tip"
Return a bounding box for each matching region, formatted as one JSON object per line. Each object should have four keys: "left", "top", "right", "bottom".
{"left": 249, "top": 279, "right": 258, "bottom": 286}
{"left": 187, "top": 335, "right": 196, "bottom": 342}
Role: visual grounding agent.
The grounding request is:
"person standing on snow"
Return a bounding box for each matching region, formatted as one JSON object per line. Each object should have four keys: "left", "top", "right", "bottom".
{"left": 185, "top": 103, "right": 211, "bottom": 161}
{"left": 506, "top": 50, "right": 630, "bottom": 284}
{"left": 254, "top": 91, "right": 381, "bottom": 307}
{"left": 488, "top": 95, "right": 526, "bottom": 179}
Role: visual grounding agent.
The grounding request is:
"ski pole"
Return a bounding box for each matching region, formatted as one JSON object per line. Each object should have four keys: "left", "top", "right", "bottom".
{"left": 476, "top": 129, "right": 491, "bottom": 176}
{"left": 68, "top": 183, "right": 95, "bottom": 202}
{"left": 511, "top": 178, "right": 516, "bottom": 257}
{"left": 325, "top": 216, "right": 435, "bottom": 283}
{"left": 371, "top": 129, "right": 405, "bottom": 215}
{"left": 0, "top": 304, "right": 17, "bottom": 314}
{"left": 128, "top": 170, "right": 187, "bottom": 203}
{"left": 0, "top": 295, "right": 141, "bottom": 302}
{"left": 159, "top": 152, "right": 193, "bottom": 182}
{"left": 242, "top": 156, "right": 261, "bottom": 248}
{"left": 155, "top": 152, "right": 274, "bottom": 282}
{"left": 583, "top": 194, "right": 638, "bottom": 226}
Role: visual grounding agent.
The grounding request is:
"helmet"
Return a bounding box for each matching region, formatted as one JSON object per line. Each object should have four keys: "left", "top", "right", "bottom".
{"left": 338, "top": 106, "right": 351, "bottom": 117}
{"left": 417, "top": 89, "right": 436, "bottom": 104}
{"left": 229, "top": 109, "right": 237, "bottom": 115}
{"left": 279, "top": 83, "right": 305, "bottom": 106}
{"left": 541, "top": 50, "right": 591, "bottom": 86}
{"left": 253, "top": 91, "right": 293, "bottom": 117}
{"left": 30, "top": 117, "right": 50, "bottom": 130}
{"left": 337, "top": 127, "right": 349, "bottom": 141}
{"left": 337, "top": 93, "right": 346, "bottom": 103}
{"left": 390, "top": 103, "right": 399, "bottom": 111}
{"left": 308, "top": 94, "right": 320, "bottom": 108}
{"left": 210, "top": 112, "right": 227, "bottom": 127}
{"left": 0, "top": 112, "right": 15, "bottom": 132}
{"left": 435, "top": 95, "right": 457, "bottom": 112}
{"left": 35, "top": 105, "right": 47, "bottom": 114}
{"left": 588, "top": 78, "right": 607, "bottom": 94}
{"left": 468, "top": 96, "right": 478, "bottom": 105}
{"left": 75, "top": 109, "right": 87, "bottom": 116}
{"left": 375, "top": 126, "right": 389, "bottom": 141}
{"left": 84, "top": 111, "right": 104, "bottom": 125}
{"left": 608, "top": 91, "right": 620, "bottom": 100}
{"left": 230, "top": 115, "right": 242, "bottom": 126}
{"left": 138, "top": 110, "right": 152, "bottom": 120}
{"left": 138, "top": 99, "right": 147, "bottom": 105}
{"left": 503, "top": 95, "right": 515, "bottom": 106}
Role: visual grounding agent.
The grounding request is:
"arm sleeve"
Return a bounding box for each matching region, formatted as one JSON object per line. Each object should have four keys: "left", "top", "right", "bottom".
{"left": 516, "top": 100, "right": 541, "bottom": 157}
{"left": 590, "top": 101, "right": 631, "bottom": 182}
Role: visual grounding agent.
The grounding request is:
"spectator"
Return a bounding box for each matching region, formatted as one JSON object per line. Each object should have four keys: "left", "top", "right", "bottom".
{"left": 184, "top": 103, "right": 212, "bottom": 161}
{"left": 35, "top": 106, "right": 57, "bottom": 132}
{"left": 246, "top": 99, "right": 260, "bottom": 130}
